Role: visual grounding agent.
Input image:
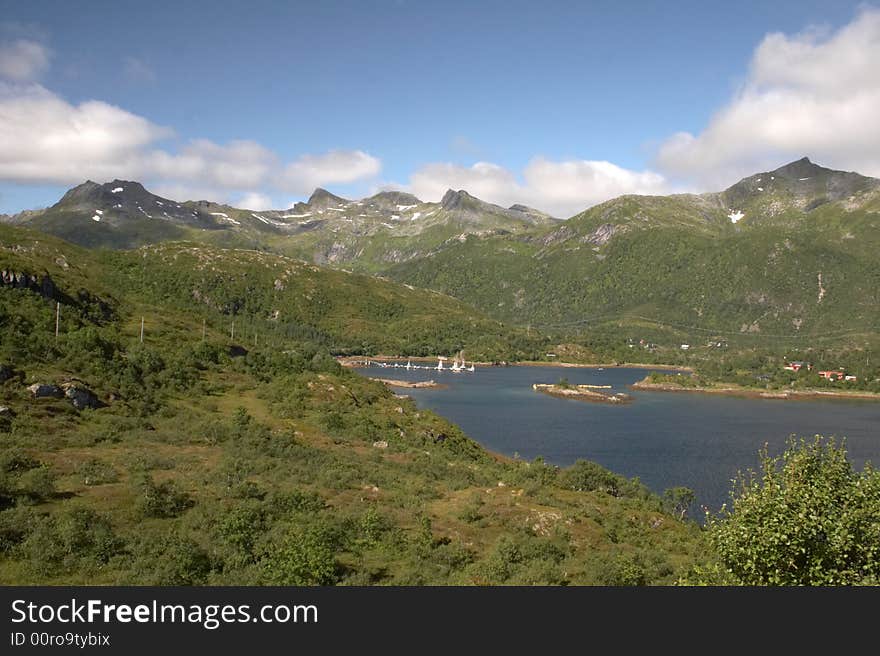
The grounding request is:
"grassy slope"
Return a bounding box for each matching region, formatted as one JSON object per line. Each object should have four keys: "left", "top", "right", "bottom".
{"left": 0, "top": 226, "right": 709, "bottom": 585}
{"left": 0, "top": 225, "right": 545, "bottom": 361}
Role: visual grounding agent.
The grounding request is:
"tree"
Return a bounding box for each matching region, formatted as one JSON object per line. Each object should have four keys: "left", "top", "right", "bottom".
{"left": 663, "top": 486, "right": 695, "bottom": 520}
{"left": 706, "top": 436, "right": 880, "bottom": 585}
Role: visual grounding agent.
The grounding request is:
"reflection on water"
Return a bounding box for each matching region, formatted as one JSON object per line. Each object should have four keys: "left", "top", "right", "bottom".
{"left": 355, "top": 363, "right": 880, "bottom": 512}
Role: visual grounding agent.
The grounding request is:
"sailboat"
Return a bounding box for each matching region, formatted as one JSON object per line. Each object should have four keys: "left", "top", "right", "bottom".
{"left": 466, "top": 362, "right": 475, "bottom": 372}
{"left": 436, "top": 356, "right": 445, "bottom": 371}
{"left": 406, "top": 360, "right": 412, "bottom": 370}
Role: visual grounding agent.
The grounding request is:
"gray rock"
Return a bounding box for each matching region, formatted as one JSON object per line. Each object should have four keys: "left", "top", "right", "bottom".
{"left": 61, "top": 383, "right": 100, "bottom": 410}
{"left": 27, "top": 383, "right": 63, "bottom": 398}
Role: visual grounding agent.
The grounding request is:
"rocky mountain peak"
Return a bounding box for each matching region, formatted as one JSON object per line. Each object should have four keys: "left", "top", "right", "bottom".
{"left": 307, "top": 188, "right": 349, "bottom": 208}
{"left": 440, "top": 189, "right": 477, "bottom": 210}
{"left": 771, "top": 157, "right": 826, "bottom": 180}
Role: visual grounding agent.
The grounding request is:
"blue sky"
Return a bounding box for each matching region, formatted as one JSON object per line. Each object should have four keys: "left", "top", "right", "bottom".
{"left": 1, "top": 0, "right": 877, "bottom": 215}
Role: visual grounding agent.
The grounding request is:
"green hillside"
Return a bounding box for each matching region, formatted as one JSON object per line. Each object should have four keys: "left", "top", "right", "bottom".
{"left": 0, "top": 225, "right": 544, "bottom": 361}
{"left": 387, "top": 159, "right": 880, "bottom": 350}
{"left": 0, "top": 226, "right": 710, "bottom": 585}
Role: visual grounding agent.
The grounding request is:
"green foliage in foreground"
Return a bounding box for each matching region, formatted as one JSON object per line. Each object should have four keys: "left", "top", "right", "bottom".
{"left": 694, "top": 437, "right": 880, "bottom": 585}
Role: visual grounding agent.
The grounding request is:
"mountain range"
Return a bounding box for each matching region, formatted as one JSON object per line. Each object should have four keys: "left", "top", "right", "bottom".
{"left": 4, "top": 157, "right": 880, "bottom": 344}
{"left": 1, "top": 179, "right": 554, "bottom": 264}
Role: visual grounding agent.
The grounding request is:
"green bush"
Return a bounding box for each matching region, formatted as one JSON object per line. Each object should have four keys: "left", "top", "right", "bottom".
{"left": 19, "top": 508, "right": 123, "bottom": 576}
{"left": 261, "top": 527, "right": 338, "bottom": 585}
{"left": 16, "top": 466, "right": 56, "bottom": 503}
{"left": 134, "top": 474, "right": 194, "bottom": 518}
{"left": 0, "top": 506, "right": 39, "bottom": 553}
{"left": 706, "top": 436, "right": 880, "bottom": 585}
{"left": 130, "top": 532, "right": 213, "bottom": 585}
{"left": 558, "top": 459, "right": 620, "bottom": 494}
{"left": 76, "top": 458, "right": 119, "bottom": 486}
{"left": 218, "top": 503, "right": 266, "bottom": 564}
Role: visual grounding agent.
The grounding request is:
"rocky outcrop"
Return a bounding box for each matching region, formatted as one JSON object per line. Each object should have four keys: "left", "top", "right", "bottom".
{"left": 26, "top": 380, "right": 101, "bottom": 409}
{"left": 581, "top": 223, "right": 621, "bottom": 246}
{"left": 0, "top": 270, "right": 56, "bottom": 300}
{"left": 27, "top": 383, "right": 63, "bottom": 399}
{"left": 61, "top": 382, "right": 101, "bottom": 410}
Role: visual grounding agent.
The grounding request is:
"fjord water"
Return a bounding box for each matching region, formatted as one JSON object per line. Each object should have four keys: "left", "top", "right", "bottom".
{"left": 357, "top": 365, "right": 880, "bottom": 512}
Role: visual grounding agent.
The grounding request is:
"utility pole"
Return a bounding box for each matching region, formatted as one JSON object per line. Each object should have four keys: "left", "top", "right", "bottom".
{"left": 231, "top": 321, "right": 235, "bottom": 341}
{"left": 202, "top": 319, "right": 206, "bottom": 341}
{"left": 55, "top": 302, "right": 60, "bottom": 339}
{"left": 140, "top": 317, "right": 144, "bottom": 343}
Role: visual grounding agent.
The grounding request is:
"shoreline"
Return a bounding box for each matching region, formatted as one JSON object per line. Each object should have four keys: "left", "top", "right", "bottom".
{"left": 516, "top": 360, "right": 691, "bottom": 372}
{"left": 630, "top": 379, "right": 880, "bottom": 402}
{"left": 339, "top": 355, "right": 692, "bottom": 372}
{"left": 369, "top": 377, "right": 447, "bottom": 390}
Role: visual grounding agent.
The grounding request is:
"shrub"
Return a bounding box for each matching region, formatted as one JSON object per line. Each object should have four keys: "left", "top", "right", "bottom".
{"left": 261, "top": 527, "right": 338, "bottom": 585}
{"left": 131, "top": 533, "right": 213, "bottom": 585}
{"left": 706, "top": 436, "right": 880, "bottom": 585}
{"left": 218, "top": 504, "right": 266, "bottom": 564}
{"left": 558, "top": 459, "right": 620, "bottom": 495}
{"left": 76, "top": 459, "right": 119, "bottom": 486}
{"left": 16, "top": 467, "right": 56, "bottom": 503}
{"left": 19, "top": 508, "right": 123, "bottom": 576}
{"left": 134, "top": 474, "right": 194, "bottom": 518}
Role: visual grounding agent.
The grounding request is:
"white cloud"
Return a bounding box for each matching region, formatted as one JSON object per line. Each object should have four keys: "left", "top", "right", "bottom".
{"left": 0, "top": 39, "right": 50, "bottom": 81}
{"left": 147, "top": 139, "right": 278, "bottom": 190}
{"left": 405, "top": 158, "right": 670, "bottom": 217}
{"left": 0, "top": 81, "right": 381, "bottom": 203}
{"left": 655, "top": 8, "right": 880, "bottom": 187}
{"left": 236, "top": 192, "right": 275, "bottom": 211}
{"left": 522, "top": 158, "right": 669, "bottom": 214}
{"left": 409, "top": 161, "right": 519, "bottom": 205}
{"left": 0, "top": 82, "right": 170, "bottom": 184}
{"left": 277, "top": 150, "right": 381, "bottom": 194}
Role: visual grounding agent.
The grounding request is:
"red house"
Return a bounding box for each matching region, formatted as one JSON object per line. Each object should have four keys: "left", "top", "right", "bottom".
{"left": 818, "top": 370, "right": 846, "bottom": 381}
{"left": 784, "top": 361, "right": 810, "bottom": 372}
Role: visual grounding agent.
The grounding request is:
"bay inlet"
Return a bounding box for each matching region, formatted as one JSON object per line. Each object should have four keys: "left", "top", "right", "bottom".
{"left": 356, "top": 364, "right": 880, "bottom": 513}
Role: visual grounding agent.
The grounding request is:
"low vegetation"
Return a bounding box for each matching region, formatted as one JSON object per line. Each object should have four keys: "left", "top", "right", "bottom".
{"left": 685, "top": 437, "right": 880, "bottom": 585}
{"left": 1, "top": 225, "right": 875, "bottom": 586}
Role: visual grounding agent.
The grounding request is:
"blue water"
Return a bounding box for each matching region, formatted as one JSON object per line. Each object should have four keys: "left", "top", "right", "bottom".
{"left": 356, "top": 364, "right": 880, "bottom": 512}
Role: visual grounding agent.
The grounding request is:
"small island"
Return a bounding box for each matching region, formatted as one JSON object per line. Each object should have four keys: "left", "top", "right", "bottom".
{"left": 370, "top": 378, "right": 446, "bottom": 389}
{"left": 533, "top": 381, "right": 632, "bottom": 404}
